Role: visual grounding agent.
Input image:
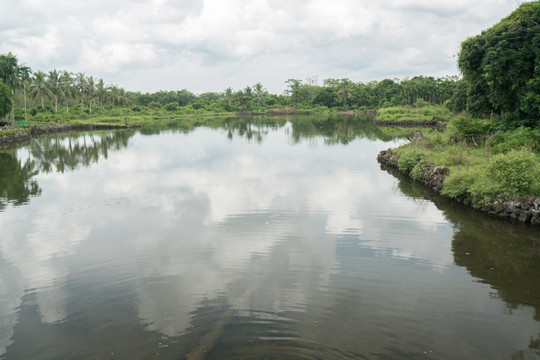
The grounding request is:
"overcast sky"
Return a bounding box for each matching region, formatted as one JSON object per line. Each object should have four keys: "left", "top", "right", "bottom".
{"left": 0, "top": 0, "right": 524, "bottom": 94}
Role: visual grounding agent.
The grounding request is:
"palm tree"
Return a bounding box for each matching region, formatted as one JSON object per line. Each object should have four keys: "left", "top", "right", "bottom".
{"left": 86, "top": 76, "right": 95, "bottom": 113}
{"left": 30, "top": 71, "right": 53, "bottom": 109}
{"left": 60, "top": 71, "right": 74, "bottom": 113}
{"left": 17, "top": 65, "right": 32, "bottom": 122}
{"left": 337, "top": 79, "right": 354, "bottom": 107}
{"left": 75, "top": 72, "right": 86, "bottom": 112}
{"left": 96, "top": 78, "right": 107, "bottom": 109}
{"left": 47, "top": 69, "right": 61, "bottom": 112}
{"left": 253, "top": 83, "right": 266, "bottom": 105}
{"left": 224, "top": 87, "right": 233, "bottom": 109}
{"left": 242, "top": 86, "right": 253, "bottom": 110}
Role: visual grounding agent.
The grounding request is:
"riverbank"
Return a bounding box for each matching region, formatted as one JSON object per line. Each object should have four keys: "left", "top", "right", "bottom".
{"left": 378, "top": 147, "right": 540, "bottom": 226}
{"left": 0, "top": 123, "right": 140, "bottom": 147}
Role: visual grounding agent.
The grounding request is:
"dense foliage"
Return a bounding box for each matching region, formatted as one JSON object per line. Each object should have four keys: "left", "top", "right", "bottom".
{"left": 458, "top": 1, "right": 540, "bottom": 128}
{"left": 0, "top": 79, "right": 12, "bottom": 118}
{"left": 0, "top": 50, "right": 464, "bottom": 122}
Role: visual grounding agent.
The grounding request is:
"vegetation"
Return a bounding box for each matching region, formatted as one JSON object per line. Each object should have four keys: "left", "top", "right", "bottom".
{"left": 376, "top": 100, "right": 451, "bottom": 124}
{"left": 393, "top": 124, "right": 540, "bottom": 202}
{"left": 458, "top": 1, "right": 540, "bottom": 128}
{"left": 0, "top": 2, "right": 538, "bottom": 207}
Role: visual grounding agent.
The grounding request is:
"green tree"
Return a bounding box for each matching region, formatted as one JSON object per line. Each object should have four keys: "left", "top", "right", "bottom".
{"left": 59, "top": 71, "right": 74, "bottom": 113}
{"left": 75, "top": 72, "right": 86, "bottom": 112}
{"left": 0, "top": 52, "right": 19, "bottom": 123}
{"left": 17, "top": 65, "right": 32, "bottom": 122}
{"left": 458, "top": 2, "right": 540, "bottom": 127}
{"left": 30, "top": 71, "right": 53, "bottom": 109}
{"left": 47, "top": 69, "right": 61, "bottom": 112}
{"left": 0, "top": 79, "right": 12, "bottom": 118}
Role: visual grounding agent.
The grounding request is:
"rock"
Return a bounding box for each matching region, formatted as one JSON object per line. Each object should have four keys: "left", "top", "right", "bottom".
{"left": 504, "top": 202, "right": 515, "bottom": 213}
{"left": 481, "top": 205, "right": 492, "bottom": 212}
{"left": 534, "top": 197, "right": 540, "bottom": 209}
{"left": 532, "top": 217, "right": 540, "bottom": 226}
{"left": 510, "top": 213, "right": 519, "bottom": 220}
{"left": 518, "top": 211, "right": 532, "bottom": 223}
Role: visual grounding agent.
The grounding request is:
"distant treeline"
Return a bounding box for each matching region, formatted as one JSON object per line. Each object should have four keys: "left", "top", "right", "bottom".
{"left": 0, "top": 2, "right": 538, "bottom": 129}
{"left": 0, "top": 55, "right": 465, "bottom": 120}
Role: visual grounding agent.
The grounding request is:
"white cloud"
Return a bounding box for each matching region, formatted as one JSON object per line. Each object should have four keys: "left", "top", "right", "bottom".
{"left": 0, "top": 1, "right": 521, "bottom": 94}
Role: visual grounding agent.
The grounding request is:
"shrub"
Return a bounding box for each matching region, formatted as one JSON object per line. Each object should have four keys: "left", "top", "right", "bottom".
{"left": 441, "top": 169, "right": 479, "bottom": 198}
{"left": 147, "top": 101, "right": 162, "bottom": 110}
{"left": 449, "top": 116, "right": 488, "bottom": 141}
{"left": 164, "top": 102, "right": 180, "bottom": 111}
{"left": 414, "top": 99, "right": 429, "bottom": 108}
{"left": 398, "top": 148, "right": 425, "bottom": 172}
{"left": 486, "top": 149, "right": 539, "bottom": 196}
{"left": 487, "top": 127, "right": 540, "bottom": 154}
{"left": 411, "top": 160, "right": 427, "bottom": 180}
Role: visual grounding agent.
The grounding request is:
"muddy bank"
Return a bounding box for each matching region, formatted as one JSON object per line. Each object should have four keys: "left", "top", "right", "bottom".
{"left": 0, "top": 123, "right": 140, "bottom": 147}
{"left": 377, "top": 148, "right": 540, "bottom": 226}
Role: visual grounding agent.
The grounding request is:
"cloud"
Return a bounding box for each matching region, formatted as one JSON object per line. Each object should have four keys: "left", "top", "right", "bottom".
{"left": 0, "top": 1, "right": 521, "bottom": 94}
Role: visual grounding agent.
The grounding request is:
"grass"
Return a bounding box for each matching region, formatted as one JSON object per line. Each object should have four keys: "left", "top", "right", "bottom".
{"left": 392, "top": 122, "right": 540, "bottom": 202}
{"left": 377, "top": 104, "right": 451, "bottom": 123}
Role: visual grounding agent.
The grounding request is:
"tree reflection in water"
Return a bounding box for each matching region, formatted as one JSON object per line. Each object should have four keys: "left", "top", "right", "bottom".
{"left": 382, "top": 164, "right": 540, "bottom": 359}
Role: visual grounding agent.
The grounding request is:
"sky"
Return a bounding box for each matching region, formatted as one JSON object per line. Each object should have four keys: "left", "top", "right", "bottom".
{"left": 0, "top": 0, "right": 525, "bottom": 94}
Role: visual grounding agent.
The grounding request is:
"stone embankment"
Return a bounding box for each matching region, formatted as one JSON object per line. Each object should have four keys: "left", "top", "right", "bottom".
{"left": 377, "top": 148, "right": 540, "bottom": 226}
{"left": 0, "top": 123, "right": 140, "bottom": 147}
{"left": 374, "top": 120, "right": 438, "bottom": 127}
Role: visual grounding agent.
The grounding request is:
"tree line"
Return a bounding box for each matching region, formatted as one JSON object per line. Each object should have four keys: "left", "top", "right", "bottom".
{"left": 0, "top": 52, "right": 466, "bottom": 122}
{"left": 0, "top": 1, "right": 538, "bottom": 129}
{"left": 0, "top": 53, "right": 130, "bottom": 123}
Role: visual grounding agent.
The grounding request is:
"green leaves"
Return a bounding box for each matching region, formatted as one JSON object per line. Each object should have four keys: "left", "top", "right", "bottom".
{"left": 458, "top": 2, "right": 540, "bottom": 128}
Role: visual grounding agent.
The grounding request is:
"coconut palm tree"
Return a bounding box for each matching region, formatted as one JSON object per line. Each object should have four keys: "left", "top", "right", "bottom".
{"left": 75, "top": 72, "right": 86, "bottom": 112}
{"left": 60, "top": 71, "right": 74, "bottom": 113}
{"left": 253, "top": 82, "right": 266, "bottom": 105}
{"left": 47, "top": 69, "right": 61, "bottom": 112}
{"left": 30, "top": 71, "right": 53, "bottom": 109}
{"left": 96, "top": 78, "right": 107, "bottom": 109}
{"left": 17, "top": 65, "right": 32, "bottom": 122}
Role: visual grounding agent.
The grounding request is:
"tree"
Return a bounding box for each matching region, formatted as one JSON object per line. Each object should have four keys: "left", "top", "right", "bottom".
{"left": 60, "top": 71, "right": 74, "bottom": 113}
{"left": 312, "top": 87, "right": 339, "bottom": 108}
{"left": 30, "top": 71, "right": 53, "bottom": 109}
{"left": 0, "top": 52, "right": 19, "bottom": 123}
{"left": 86, "top": 76, "right": 96, "bottom": 113}
{"left": 17, "top": 65, "right": 32, "bottom": 122}
{"left": 47, "top": 69, "right": 61, "bottom": 112}
{"left": 75, "top": 72, "right": 86, "bottom": 112}
{"left": 253, "top": 82, "right": 267, "bottom": 105}
{"left": 458, "top": 2, "right": 540, "bottom": 127}
{"left": 0, "top": 79, "right": 12, "bottom": 118}
{"left": 96, "top": 79, "right": 107, "bottom": 108}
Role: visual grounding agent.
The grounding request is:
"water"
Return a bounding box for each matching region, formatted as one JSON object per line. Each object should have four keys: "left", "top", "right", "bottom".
{"left": 0, "top": 116, "right": 539, "bottom": 359}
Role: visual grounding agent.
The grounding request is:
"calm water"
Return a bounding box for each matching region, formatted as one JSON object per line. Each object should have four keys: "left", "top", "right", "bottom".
{"left": 0, "top": 116, "right": 539, "bottom": 360}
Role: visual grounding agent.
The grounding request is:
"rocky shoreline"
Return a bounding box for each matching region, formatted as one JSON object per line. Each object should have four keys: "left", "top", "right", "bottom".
{"left": 374, "top": 120, "right": 438, "bottom": 127}
{"left": 378, "top": 148, "right": 540, "bottom": 226}
{"left": 0, "top": 123, "right": 140, "bottom": 147}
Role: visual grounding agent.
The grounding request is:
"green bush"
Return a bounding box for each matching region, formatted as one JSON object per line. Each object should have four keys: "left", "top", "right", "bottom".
{"left": 164, "top": 102, "right": 180, "bottom": 111}
{"left": 398, "top": 148, "right": 425, "bottom": 172}
{"left": 441, "top": 169, "right": 479, "bottom": 198}
{"left": 449, "top": 116, "right": 488, "bottom": 140}
{"left": 486, "top": 148, "right": 539, "bottom": 196}
{"left": 411, "top": 160, "right": 427, "bottom": 180}
{"left": 147, "top": 101, "right": 162, "bottom": 110}
{"left": 487, "top": 127, "right": 540, "bottom": 154}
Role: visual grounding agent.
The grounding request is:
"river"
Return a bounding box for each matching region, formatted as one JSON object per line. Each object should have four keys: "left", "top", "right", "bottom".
{"left": 0, "top": 115, "right": 539, "bottom": 359}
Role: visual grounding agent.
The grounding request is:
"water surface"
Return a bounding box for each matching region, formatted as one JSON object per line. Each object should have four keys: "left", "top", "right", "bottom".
{"left": 0, "top": 116, "right": 539, "bottom": 359}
